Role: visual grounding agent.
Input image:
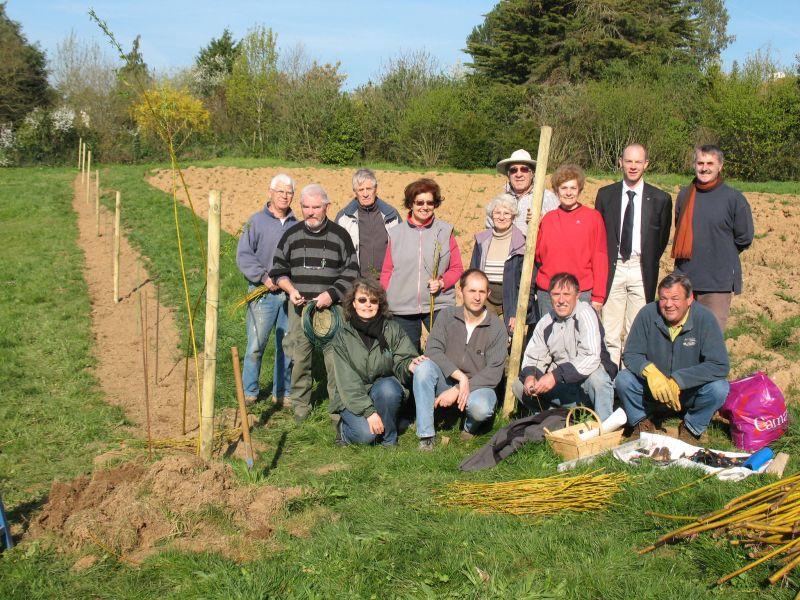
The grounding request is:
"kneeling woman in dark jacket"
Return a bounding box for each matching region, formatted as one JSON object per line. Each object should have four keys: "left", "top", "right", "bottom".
{"left": 329, "top": 277, "right": 421, "bottom": 446}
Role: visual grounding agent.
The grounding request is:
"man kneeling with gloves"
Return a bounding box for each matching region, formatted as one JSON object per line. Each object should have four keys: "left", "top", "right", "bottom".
{"left": 615, "top": 273, "right": 730, "bottom": 443}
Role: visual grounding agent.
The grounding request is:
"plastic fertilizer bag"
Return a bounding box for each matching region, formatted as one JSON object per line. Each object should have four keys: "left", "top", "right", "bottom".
{"left": 720, "top": 372, "right": 788, "bottom": 451}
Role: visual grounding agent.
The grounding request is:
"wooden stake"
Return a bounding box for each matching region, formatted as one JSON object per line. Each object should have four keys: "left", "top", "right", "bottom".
{"left": 199, "top": 190, "right": 221, "bottom": 460}
{"left": 80, "top": 141, "right": 85, "bottom": 180}
{"left": 85, "top": 151, "right": 92, "bottom": 201}
{"left": 139, "top": 288, "right": 153, "bottom": 460}
{"left": 231, "top": 346, "right": 255, "bottom": 468}
{"left": 113, "top": 191, "right": 121, "bottom": 304}
{"left": 502, "top": 126, "right": 553, "bottom": 419}
{"left": 77, "top": 137, "right": 82, "bottom": 170}
{"left": 95, "top": 170, "right": 100, "bottom": 236}
{"left": 154, "top": 281, "right": 160, "bottom": 386}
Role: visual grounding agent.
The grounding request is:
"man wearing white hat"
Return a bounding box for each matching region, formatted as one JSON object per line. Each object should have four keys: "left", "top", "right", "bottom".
{"left": 490, "top": 149, "right": 559, "bottom": 232}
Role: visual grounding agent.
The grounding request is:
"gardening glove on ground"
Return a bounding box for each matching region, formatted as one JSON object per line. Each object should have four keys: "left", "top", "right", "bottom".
{"left": 642, "top": 364, "right": 673, "bottom": 408}
{"left": 666, "top": 378, "right": 682, "bottom": 412}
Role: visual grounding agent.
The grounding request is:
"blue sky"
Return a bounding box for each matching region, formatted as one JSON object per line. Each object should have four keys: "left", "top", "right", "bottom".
{"left": 6, "top": 0, "right": 799, "bottom": 89}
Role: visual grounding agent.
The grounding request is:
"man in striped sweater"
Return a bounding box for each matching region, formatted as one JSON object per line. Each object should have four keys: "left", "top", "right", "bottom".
{"left": 512, "top": 272, "right": 616, "bottom": 420}
{"left": 270, "top": 184, "right": 359, "bottom": 423}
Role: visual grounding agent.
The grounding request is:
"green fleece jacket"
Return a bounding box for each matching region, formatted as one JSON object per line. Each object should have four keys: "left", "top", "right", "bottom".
{"left": 329, "top": 318, "right": 418, "bottom": 416}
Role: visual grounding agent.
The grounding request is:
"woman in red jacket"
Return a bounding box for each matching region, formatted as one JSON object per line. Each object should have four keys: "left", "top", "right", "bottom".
{"left": 534, "top": 164, "right": 608, "bottom": 317}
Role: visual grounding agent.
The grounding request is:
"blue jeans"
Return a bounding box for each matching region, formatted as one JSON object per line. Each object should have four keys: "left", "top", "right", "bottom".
{"left": 512, "top": 366, "right": 614, "bottom": 421}
{"left": 242, "top": 287, "right": 292, "bottom": 399}
{"left": 615, "top": 369, "right": 730, "bottom": 436}
{"left": 394, "top": 311, "right": 439, "bottom": 353}
{"left": 412, "top": 359, "right": 496, "bottom": 438}
{"left": 339, "top": 377, "right": 404, "bottom": 446}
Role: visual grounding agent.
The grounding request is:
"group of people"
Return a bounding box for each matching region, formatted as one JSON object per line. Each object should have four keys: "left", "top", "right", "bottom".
{"left": 236, "top": 142, "right": 754, "bottom": 449}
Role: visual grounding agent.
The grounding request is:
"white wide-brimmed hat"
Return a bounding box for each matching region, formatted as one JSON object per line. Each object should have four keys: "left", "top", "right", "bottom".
{"left": 496, "top": 149, "right": 536, "bottom": 174}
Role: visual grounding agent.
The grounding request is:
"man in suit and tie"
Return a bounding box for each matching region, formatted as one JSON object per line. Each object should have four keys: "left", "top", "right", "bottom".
{"left": 595, "top": 144, "right": 672, "bottom": 366}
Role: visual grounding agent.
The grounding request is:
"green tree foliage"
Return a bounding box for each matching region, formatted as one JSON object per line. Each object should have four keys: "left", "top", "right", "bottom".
{"left": 194, "top": 28, "right": 240, "bottom": 97}
{"left": 465, "top": 0, "right": 730, "bottom": 84}
{"left": 0, "top": 2, "right": 51, "bottom": 124}
{"left": 707, "top": 54, "right": 800, "bottom": 181}
{"left": 226, "top": 24, "right": 280, "bottom": 154}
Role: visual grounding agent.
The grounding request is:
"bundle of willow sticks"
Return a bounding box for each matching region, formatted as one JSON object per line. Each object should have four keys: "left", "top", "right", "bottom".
{"left": 438, "top": 470, "right": 628, "bottom": 516}
{"left": 641, "top": 472, "right": 800, "bottom": 587}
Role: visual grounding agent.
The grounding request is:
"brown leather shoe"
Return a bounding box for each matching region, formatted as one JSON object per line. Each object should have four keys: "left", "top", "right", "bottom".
{"left": 628, "top": 418, "right": 657, "bottom": 440}
{"left": 676, "top": 421, "right": 708, "bottom": 445}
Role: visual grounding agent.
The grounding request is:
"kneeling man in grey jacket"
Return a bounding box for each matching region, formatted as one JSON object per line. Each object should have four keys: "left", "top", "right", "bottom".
{"left": 413, "top": 269, "right": 508, "bottom": 451}
{"left": 513, "top": 272, "right": 616, "bottom": 420}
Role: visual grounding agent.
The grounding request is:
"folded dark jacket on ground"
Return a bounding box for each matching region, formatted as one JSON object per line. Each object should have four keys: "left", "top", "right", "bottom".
{"left": 458, "top": 408, "right": 569, "bottom": 471}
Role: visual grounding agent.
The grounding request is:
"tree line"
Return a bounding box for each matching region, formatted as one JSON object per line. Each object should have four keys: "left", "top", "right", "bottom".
{"left": 1, "top": 1, "right": 798, "bottom": 181}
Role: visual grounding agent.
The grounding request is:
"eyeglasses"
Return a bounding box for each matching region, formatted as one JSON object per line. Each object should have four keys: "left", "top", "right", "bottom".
{"left": 508, "top": 166, "right": 531, "bottom": 174}
{"left": 355, "top": 296, "right": 379, "bottom": 305}
{"left": 302, "top": 241, "right": 328, "bottom": 270}
{"left": 273, "top": 190, "right": 294, "bottom": 197}
{"left": 413, "top": 200, "right": 435, "bottom": 207}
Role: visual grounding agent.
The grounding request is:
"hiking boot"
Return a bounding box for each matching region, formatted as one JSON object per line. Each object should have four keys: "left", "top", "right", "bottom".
{"left": 334, "top": 422, "right": 347, "bottom": 447}
{"left": 676, "top": 421, "right": 708, "bottom": 445}
{"left": 271, "top": 395, "right": 293, "bottom": 410}
{"left": 244, "top": 396, "right": 258, "bottom": 407}
{"left": 418, "top": 437, "right": 435, "bottom": 452}
{"left": 459, "top": 430, "right": 476, "bottom": 442}
{"left": 627, "top": 418, "right": 658, "bottom": 440}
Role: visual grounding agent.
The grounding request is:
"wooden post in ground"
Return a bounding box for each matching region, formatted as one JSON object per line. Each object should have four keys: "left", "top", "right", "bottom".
{"left": 95, "top": 170, "right": 100, "bottom": 236}
{"left": 77, "top": 137, "right": 82, "bottom": 170}
{"left": 502, "top": 125, "right": 553, "bottom": 419}
{"left": 85, "top": 151, "right": 92, "bottom": 200}
{"left": 154, "top": 281, "right": 160, "bottom": 386}
{"left": 80, "top": 141, "right": 85, "bottom": 181}
{"left": 113, "top": 191, "right": 121, "bottom": 304}
{"left": 140, "top": 287, "right": 153, "bottom": 460}
{"left": 200, "top": 190, "right": 221, "bottom": 460}
{"left": 231, "top": 346, "right": 255, "bottom": 469}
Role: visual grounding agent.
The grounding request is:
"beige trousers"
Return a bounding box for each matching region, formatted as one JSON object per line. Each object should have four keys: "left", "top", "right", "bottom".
{"left": 602, "top": 257, "right": 646, "bottom": 366}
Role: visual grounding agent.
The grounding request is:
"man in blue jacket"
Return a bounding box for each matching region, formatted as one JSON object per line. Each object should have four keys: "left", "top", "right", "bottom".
{"left": 616, "top": 273, "right": 730, "bottom": 443}
{"left": 236, "top": 173, "right": 298, "bottom": 407}
{"left": 335, "top": 168, "right": 401, "bottom": 280}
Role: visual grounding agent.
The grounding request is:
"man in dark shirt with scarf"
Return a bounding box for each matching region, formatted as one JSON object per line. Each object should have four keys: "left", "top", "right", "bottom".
{"left": 672, "top": 145, "right": 754, "bottom": 330}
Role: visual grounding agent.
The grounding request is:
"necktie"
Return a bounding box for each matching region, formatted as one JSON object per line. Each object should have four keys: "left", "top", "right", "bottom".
{"left": 620, "top": 190, "right": 635, "bottom": 261}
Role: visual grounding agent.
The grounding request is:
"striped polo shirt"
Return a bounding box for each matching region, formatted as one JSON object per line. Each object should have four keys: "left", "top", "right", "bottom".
{"left": 270, "top": 219, "right": 359, "bottom": 302}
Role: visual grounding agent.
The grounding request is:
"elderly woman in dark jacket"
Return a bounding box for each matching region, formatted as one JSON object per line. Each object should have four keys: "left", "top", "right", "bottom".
{"left": 470, "top": 193, "right": 535, "bottom": 331}
{"left": 328, "top": 277, "right": 422, "bottom": 446}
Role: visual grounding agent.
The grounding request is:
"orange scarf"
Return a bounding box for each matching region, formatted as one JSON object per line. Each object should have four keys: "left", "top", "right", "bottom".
{"left": 671, "top": 177, "right": 724, "bottom": 260}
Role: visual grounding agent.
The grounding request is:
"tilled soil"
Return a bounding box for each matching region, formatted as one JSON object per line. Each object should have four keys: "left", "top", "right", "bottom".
{"left": 30, "top": 454, "right": 302, "bottom": 563}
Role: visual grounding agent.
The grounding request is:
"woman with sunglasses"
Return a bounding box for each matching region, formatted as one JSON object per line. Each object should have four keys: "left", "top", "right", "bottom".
{"left": 380, "top": 178, "right": 464, "bottom": 351}
{"left": 328, "top": 278, "right": 423, "bottom": 446}
{"left": 534, "top": 163, "right": 609, "bottom": 316}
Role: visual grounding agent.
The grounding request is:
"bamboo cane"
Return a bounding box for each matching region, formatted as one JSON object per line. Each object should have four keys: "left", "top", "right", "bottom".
{"left": 154, "top": 281, "right": 160, "bottom": 386}
{"left": 140, "top": 288, "right": 152, "bottom": 460}
{"left": 113, "top": 191, "right": 121, "bottom": 304}
{"left": 502, "top": 126, "right": 552, "bottom": 418}
{"left": 85, "top": 150, "right": 92, "bottom": 197}
{"left": 199, "top": 190, "right": 221, "bottom": 460}
{"left": 231, "top": 346, "right": 255, "bottom": 469}
{"left": 95, "top": 170, "right": 100, "bottom": 237}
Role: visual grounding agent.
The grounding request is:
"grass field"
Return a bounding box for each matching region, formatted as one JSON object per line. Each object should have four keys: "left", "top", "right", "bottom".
{"left": 1, "top": 164, "right": 800, "bottom": 599}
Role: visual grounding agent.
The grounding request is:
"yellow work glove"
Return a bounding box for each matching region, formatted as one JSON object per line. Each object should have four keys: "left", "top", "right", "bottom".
{"left": 642, "top": 364, "right": 676, "bottom": 409}
{"left": 666, "top": 377, "right": 682, "bottom": 412}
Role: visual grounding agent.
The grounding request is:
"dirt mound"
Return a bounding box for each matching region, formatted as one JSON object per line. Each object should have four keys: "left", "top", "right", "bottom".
{"left": 30, "top": 455, "right": 302, "bottom": 563}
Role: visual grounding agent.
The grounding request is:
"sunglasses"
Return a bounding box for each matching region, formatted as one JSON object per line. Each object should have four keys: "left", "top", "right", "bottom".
{"left": 413, "top": 200, "right": 435, "bottom": 207}
{"left": 355, "top": 296, "right": 379, "bottom": 305}
{"left": 508, "top": 166, "right": 531, "bottom": 174}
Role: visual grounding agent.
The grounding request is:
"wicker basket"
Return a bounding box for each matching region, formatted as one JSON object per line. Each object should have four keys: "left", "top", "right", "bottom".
{"left": 544, "top": 406, "right": 624, "bottom": 460}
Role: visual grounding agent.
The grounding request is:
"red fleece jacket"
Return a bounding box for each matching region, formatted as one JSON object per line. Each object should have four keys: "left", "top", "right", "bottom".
{"left": 534, "top": 204, "right": 609, "bottom": 303}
